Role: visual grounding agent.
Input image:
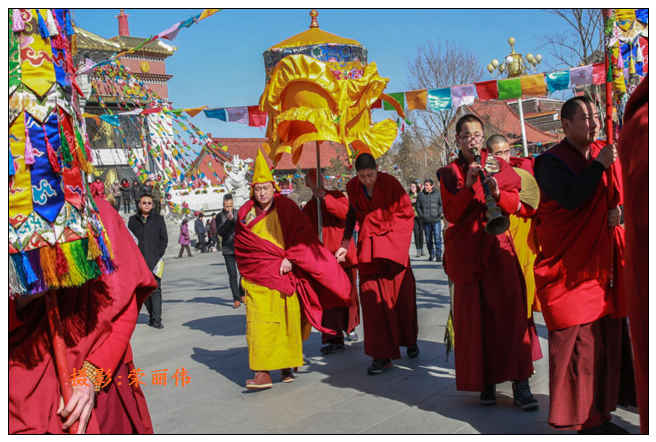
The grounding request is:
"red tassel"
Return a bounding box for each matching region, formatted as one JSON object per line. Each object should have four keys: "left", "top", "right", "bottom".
{"left": 54, "top": 244, "right": 69, "bottom": 277}
{"left": 44, "top": 128, "right": 61, "bottom": 173}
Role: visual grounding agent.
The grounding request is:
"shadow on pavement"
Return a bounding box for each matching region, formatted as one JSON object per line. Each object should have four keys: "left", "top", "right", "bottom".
{"left": 190, "top": 346, "right": 250, "bottom": 388}
{"left": 186, "top": 296, "right": 235, "bottom": 307}
{"left": 183, "top": 314, "right": 246, "bottom": 337}
{"left": 303, "top": 338, "right": 561, "bottom": 434}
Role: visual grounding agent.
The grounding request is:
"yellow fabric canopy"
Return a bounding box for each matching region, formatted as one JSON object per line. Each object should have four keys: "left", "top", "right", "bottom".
{"left": 259, "top": 54, "right": 401, "bottom": 166}
{"left": 269, "top": 27, "right": 362, "bottom": 50}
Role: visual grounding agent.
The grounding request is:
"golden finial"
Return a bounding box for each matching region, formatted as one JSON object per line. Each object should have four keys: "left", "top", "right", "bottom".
{"left": 310, "top": 9, "right": 319, "bottom": 28}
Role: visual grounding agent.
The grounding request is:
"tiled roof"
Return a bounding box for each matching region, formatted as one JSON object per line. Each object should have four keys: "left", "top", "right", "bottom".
{"left": 467, "top": 100, "right": 560, "bottom": 145}
{"left": 73, "top": 26, "right": 121, "bottom": 52}
{"left": 110, "top": 36, "right": 176, "bottom": 56}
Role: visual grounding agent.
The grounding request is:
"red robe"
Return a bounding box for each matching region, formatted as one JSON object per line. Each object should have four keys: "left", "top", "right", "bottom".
{"left": 618, "top": 75, "right": 648, "bottom": 434}
{"left": 533, "top": 140, "right": 626, "bottom": 330}
{"left": 234, "top": 195, "right": 352, "bottom": 335}
{"left": 303, "top": 191, "right": 360, "bottom": 338}
{"left": 9, "top": 196, "right": 156, "bottom": 434}
{"left": 345, "top": 172, "right": 418, "bottom": 360}
{"left": 439, "top": 151, "right": 532, "bottom": 391}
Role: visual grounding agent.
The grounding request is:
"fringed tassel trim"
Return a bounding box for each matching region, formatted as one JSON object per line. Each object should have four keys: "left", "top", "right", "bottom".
{"left": 8, "top": 237, "right": 112, "bottom": 298}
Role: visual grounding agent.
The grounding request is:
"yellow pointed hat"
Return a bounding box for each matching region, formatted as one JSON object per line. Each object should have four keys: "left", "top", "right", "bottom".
{"left": 252, "top": 147, "right": 280, "bottom": 191}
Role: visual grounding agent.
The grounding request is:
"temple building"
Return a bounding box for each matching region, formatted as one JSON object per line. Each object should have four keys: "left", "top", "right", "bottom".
{"left": 73, "top": 9, "right": 176, "bottom": 182}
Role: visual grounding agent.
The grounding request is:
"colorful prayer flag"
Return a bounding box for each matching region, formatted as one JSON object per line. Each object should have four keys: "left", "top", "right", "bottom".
{"left": 198, "top": 9, "right": 220, "bottom": 21}
{"left": 450, "top": 84, "right": 476, "bottom": 109}
{"left": 474, "top": 80, "right": 498, "bottom": 101}
{"left": 383, "top": 92, "right": 405, "bottom": 111}
{"left": 569, "top": 65, "right": 593, "bottom": 87}
{"left": 520, "top": 74, "right": 547, "bottom": 98}
{"left": 497, "top": 78, "right": 521, "bottom": 100}
{"left": 545, "top": 71, "right": 570, "bottom": 92}
{"left": 247, "top": 106, "right": 267, "bottom": 127}
{"left": 157, "top": 22, "right": 181, "bottom": 41}
{"left": 226, "top": 107, "right": 249, "bottom": 124}
{"left": 184, "top": 106, "right": 207, "bottom": 117}
{"left": 427, "top": 88, "right": 451, "bottom": 112}
{"left": 99, "top": 114, "right": 120, "bottom": 127}
{"left": 404, "top": 90, "right": 427, "bottom": 111}
{"left": 592, "top": 63, "right": 606, "bottom": 85}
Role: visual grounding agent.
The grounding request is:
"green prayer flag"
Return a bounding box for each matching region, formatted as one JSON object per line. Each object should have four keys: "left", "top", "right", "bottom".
{"left": 383, "top": 92, "right": 405, "bottom": 111}
{"left": 497, "top": 78, "right": 522, "bottom": 100}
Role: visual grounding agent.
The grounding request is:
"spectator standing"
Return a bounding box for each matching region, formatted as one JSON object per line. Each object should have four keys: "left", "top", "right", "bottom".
{"left": 119, "top": 178, "right": 132, "bottom": 214}
{"left": 409, "top": 182, "right": 424, "bottom": 257}
{"left": 416, "top": 178, "right": 443, "bottom": 261}
{"left": 194, "top": 212, "right": 208, "bottom": 253}
{"left": 128, "top": 194, "right": 168, "bottom": 329}
{"left": 215, "top": 194, "right": 245, "bottom": 308}
{"left": 177, "top": 218, "right": 193, "bottom": 258}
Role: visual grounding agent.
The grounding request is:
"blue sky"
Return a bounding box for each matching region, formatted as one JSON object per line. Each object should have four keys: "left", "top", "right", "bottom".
{"left": 72, "top": 9, "right": 576, "bottom": 140}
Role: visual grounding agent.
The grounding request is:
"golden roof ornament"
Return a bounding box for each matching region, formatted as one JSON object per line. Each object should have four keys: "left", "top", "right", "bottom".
{"left": 309, "top": 9, "right": 319, "bottom": 28}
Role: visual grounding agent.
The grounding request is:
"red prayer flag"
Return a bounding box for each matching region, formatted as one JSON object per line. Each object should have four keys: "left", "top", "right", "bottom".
{"left": 248, "top": 106, "right": 267, "bottom": 127}
{"left": 142, "top": 107, "right": 163, "bottom": 115}
{"left": 592, "top": 63, "right": 606, "bottom": 85}
{"left": 371, "top": 98, "right": 382, "bottom": 109}
{"left": 475, "top": 80, "right": 499, "bottom": 101}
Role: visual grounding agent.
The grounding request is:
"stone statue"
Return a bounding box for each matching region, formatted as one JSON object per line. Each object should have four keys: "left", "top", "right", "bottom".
{"left": 222, "top": 154, "right": 252, "bottom": 209}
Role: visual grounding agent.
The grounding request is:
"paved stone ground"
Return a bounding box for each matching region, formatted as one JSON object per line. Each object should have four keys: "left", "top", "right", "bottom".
{"left": 127, "top": 220, "right": 640, "bottom": 434}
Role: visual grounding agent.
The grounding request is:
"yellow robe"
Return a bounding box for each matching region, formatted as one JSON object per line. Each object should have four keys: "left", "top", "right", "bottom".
{"left": 508, "top": 214, "right": 537, "bottom": 318}
{"left": 242, "top": 208, "right": 305, "bottom": 371}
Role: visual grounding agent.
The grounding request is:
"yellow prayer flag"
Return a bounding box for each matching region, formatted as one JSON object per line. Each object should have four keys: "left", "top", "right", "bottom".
{"left": 184, "top": 106, "right": 207, "bottom": 117}
{"left": 405, "top": 89, "right": 427, "bottom": 110}
{"left": 520, "top": 74, "right": 547, "bottom": 98}
{"left": 198, "top": 9, "right": 220, "bottom": 21}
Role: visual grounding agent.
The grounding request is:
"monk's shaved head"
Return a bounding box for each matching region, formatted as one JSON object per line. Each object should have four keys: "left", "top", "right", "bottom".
{"left": 355, "top": 153, "right": 377, "bottom": 171}
{"left": 486, "top": 134, "right": 508, "bottom": 150}
{"left": 561, "top": 96, "right": 594, "bottom": 122}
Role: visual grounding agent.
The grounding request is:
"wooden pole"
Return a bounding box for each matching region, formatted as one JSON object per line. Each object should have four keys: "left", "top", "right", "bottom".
{"left": 45, "top": 291, "right": 79, "bottom": 434}
{"left": 603, "top": 8, "right": 615, "bottom": 289}
{"left": 315, "top": 140, "right": 323, "bottom": 243}
{"left": 603, "top": 9, "right": 614, "bottom": 143}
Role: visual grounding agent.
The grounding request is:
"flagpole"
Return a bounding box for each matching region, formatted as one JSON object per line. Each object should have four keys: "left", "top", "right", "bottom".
{"left": 517, "top": 97, "right": 529, "bottom": 157}
{"left": 315, "top": 140, "right": 323, "bottom": 243}
{"left": 602, "top": 9, "right": 614, "bottom": 143}
{"left": 603, "top": 8, "right": 615, "bottom": 289}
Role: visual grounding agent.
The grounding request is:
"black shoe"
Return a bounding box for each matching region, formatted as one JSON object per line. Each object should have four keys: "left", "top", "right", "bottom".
{"left": 512, "top": 380, "right": 538, "bottom": 411}
{"left": 367, "top": 359, "right": 392, "bottom": 375}
{"left": 407, "top": 345, "right": 420, "bottom": 358}
{"left": 480, "top": 384, "right": 496, "bottom": 405}
{"left": 151, "top": 323, "right": 164, "bottom": 329}
{"left": 320, "top": 342, "right": 345, "bottom": 355}
{"left": 428, "top": 255, "right": 435, "bottom": 261}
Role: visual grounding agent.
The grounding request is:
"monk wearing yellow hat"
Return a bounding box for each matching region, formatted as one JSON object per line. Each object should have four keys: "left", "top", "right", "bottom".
{"left": 234, "top": 149, "right": 352, "bottom": 390}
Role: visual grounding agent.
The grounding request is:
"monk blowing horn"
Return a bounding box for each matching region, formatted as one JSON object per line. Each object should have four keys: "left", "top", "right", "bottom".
{"left": 472, "top": 148, "right": 510, "bottom": 235}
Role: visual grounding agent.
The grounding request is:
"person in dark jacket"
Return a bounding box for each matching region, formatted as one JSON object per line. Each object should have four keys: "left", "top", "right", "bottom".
{"left": 194, "top": 212, "right": 207, "bottom": 253}
{"left": 409, "top": 181, "right": 424, "bottom": 257}
{"left": 128, "top": 193, "right": 168, "bottom": 329}
{"left": 416, "top": 178, "right": 443, "bottom": 261}
{"left": 119, "top": 178, "right": 132, "bottom": 214}
{"left": 214, "top": 194, "right": 244, "bottom": 308}
{"left": 131, "top": 179, "right": 141, "bottom": 205}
